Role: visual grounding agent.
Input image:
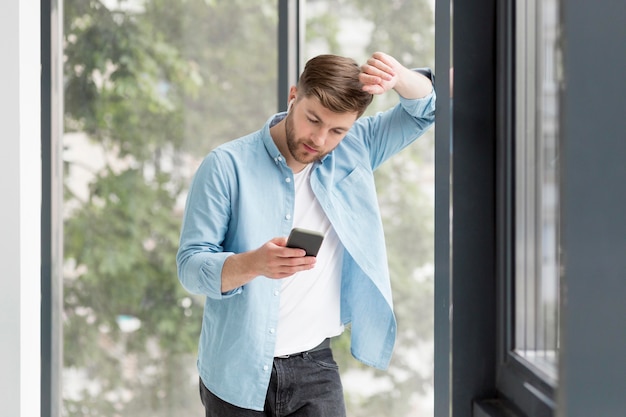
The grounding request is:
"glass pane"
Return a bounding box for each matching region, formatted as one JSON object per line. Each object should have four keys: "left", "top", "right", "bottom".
{"left": 514, "top": 0, "right": 561, "bottom": 383}
{"left": 304, "top": 1, "right": 436, "bottom": 416}
{"left": 62, "top": 1, "right": 278, "bottom": 415}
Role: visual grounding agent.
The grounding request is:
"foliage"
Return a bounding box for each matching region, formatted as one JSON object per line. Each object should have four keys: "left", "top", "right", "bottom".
{"left": 307, "top": 1, "right": 435, "bottom": 415}
{"left": 349, "top": 0, "right": 435, "bottom": 69}
{"left": 63, "top": 0, "right": 276, "bottom": 415}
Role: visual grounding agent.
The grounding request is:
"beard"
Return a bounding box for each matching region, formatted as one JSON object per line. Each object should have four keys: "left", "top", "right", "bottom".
{"left": 285, "top": 112, "right": 327, "bottom": 164}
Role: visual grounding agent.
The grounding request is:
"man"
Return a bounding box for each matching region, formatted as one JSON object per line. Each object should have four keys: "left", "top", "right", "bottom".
{"left": 177, "top": 51, "right": 435, "bottom": 416}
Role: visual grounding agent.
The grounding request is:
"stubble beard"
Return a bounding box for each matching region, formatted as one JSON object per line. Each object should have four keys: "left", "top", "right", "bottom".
{"left": 285, "top": 112, "right": 323, "bottom": 165}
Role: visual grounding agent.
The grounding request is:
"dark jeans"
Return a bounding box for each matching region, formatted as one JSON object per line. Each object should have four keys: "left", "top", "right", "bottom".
{"left": 199, "top": 348, "right": 346, "bottom": 417}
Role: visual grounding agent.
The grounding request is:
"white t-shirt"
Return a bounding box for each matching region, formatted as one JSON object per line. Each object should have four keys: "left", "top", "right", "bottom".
{"left": 274, "top": 164, "right": 345, "bottom": 356}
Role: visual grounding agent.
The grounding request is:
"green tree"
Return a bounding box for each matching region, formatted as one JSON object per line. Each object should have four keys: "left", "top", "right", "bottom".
{"left": 63, "top": 0, "right": 277, "bottom": 415}
{"left": 305, "top": 1, "right": 435, "bottom": 415}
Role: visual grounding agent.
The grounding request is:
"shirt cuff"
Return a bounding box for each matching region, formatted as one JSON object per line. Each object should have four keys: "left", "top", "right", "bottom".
{"left": 198, "top": 252, "right": 243, "bottom": 299}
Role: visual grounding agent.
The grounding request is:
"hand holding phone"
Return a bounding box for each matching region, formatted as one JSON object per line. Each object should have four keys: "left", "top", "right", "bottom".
{"left": 286, "top": 228, "right": 324, "bottom": 257}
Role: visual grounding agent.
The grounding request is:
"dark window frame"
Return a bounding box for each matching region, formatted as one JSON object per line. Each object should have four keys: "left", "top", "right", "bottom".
{"left": 41, "top": 0, "right": 63, "bottom": 416}
{"left": 474, "top": 0, "right": 555, "bottom": 417}
{"left": 488, "top": 0, "right": 557, "bottom": 415}
{"left": 436, "top": 0, "right": 561, "bottom": 415}
{"left": 438, "top": 0, "right": 626, "bottom": 416}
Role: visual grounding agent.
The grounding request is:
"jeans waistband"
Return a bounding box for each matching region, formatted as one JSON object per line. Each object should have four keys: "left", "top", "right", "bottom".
{"left": 275, "top": 338, "right": 331, "bottom": 359}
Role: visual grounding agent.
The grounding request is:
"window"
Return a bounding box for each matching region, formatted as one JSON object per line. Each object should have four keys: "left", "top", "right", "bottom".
{"left": 62, "top": 1, "right": 279, "bottom": 415}
{"left": 60, "top": 1, "right": 435, "bottom": 416}
{"left": 302, "top": 1, "right": 436, "bottom": 416}
{"left": 514, "top": 0, "right": 561, "bottom": 384}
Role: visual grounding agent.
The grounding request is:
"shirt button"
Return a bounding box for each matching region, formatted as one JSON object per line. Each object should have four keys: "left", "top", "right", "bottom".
{"left": 274, "top": 290, "right": 280, "bottom": 296}
{"left": 285, "top": 214, "right": 291, "bottom": 220}
{"left": 263, "top": 365, "right": 269, "bottom": 371}
{"left": 269, "top": 328, "right": 275, "bottom": 334}
{"left": 285, "top": 177, "right": 291, "bottom": 183}
{"left": 277, "top": 156, "right": 283, "bottom": 162}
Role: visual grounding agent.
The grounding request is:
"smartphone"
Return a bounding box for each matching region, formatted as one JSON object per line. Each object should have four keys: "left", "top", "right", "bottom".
{"left": 286, "top": 227, "right": 325, "bottom": 257}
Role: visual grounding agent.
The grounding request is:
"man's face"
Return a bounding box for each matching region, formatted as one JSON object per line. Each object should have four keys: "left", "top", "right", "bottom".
{"left": 284, "top": 96, "right": 358, "bottom": 166}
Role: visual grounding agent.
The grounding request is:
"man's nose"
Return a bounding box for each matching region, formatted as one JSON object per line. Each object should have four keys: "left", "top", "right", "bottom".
{"left": 310, "top": 128, "right": 327, "bottom": 146}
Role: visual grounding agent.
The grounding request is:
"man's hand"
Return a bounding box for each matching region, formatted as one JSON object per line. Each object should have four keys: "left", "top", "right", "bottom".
{"left": 221, "top": 237, "right": 317, "bottom": 293}
{"left": 360, "top": 51, "right": 433, "bottom": 99}
{"left": 360, "top": 52, "right": 398, "bottom": 95}
{"left": 251, "top": 237, "right": 317, "bottom": 279}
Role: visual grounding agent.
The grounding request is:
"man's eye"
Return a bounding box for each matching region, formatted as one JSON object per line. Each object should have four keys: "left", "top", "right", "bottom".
{"left": 308, "top": 118, "right": 319, "bottom": 124}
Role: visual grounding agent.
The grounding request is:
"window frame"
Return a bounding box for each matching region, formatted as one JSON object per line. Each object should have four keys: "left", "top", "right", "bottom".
{"left": 437, "top": 0, "right": 626, "bottom": 415}
{"left": 493, "top": 0, "right": 558, "bottom": 414}
{"left": 41, "top": 0, "right": 64, "bottom": 416}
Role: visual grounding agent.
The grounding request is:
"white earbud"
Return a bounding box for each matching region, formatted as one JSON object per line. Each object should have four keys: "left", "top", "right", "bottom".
{"left": 287, "top": 99, "right": 295, "bottom": 113}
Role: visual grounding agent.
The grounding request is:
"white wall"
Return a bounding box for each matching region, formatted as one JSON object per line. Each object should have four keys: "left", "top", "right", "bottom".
{"left": 0, "top": 0, "right": 42, "bottom": 416}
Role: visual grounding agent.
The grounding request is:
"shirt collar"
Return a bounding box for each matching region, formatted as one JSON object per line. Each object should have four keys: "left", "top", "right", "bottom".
{"left": 262, "top": 113, "right": 287, "bottom": 166}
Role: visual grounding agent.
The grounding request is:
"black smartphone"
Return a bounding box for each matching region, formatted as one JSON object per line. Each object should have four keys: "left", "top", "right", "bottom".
{"left": 286, "top": 228, "right": 325, "bottom": 257}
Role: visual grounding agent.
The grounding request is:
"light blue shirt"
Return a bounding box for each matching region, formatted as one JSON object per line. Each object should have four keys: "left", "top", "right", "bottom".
{"left": 177, "top": 75, "right": 435, "bottom": 411}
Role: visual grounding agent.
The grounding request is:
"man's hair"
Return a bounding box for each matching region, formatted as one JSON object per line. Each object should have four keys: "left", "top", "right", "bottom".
{"left": 297, "top": 54, "right": 374, "bottom": 118}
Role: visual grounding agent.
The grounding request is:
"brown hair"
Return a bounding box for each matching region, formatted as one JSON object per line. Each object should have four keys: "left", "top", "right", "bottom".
{"left": 297, "top": 54, "right": 374, "bottom": 118}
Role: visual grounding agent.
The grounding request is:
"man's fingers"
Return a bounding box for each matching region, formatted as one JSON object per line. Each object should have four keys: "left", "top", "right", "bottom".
{"left": 268, "top": 256, "right": 317, "bottom": 279}
{"left": 362, "top": 63, "right": 393, "bottom": 81}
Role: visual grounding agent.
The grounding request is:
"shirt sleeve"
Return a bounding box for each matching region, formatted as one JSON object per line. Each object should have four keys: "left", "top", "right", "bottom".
{"left": 352, "top": 68, "right": 436, "bottom": 170}
{"left": 176, "top": 151, "right": 242, "bottom": 299}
